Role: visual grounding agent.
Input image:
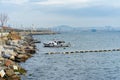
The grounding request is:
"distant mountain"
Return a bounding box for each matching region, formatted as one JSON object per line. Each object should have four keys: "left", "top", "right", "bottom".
{"left": 50, "top": 25, "right": 120, "bottom": 32}
{"left": 51, "top": 25, "right": 97, "bottom": 32}
{"left": 51, "top": 25, "right": 75, "bottom": 32}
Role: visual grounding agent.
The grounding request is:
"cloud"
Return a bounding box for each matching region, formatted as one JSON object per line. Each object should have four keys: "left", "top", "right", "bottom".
{"left": 1, "top": 0, "right": 120, "bottom": 8}
{"left": 0, "top": 0, "right": 29, "bottom": 5}
{"left": 34, "top": 0, "right": 90, "bottom": 5}
{"left": 33, "top": 0, "right": 120, "bottom": 8}
{"left": 33, "top": 0, "right": 94, "bottom": 8}
{"left": 1, "top": 0, "right": 120, "bottom": 27}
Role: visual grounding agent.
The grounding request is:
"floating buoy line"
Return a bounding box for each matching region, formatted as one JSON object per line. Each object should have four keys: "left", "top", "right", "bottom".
{"left": 46, "top": 48, "right": 120, "bottom": 55}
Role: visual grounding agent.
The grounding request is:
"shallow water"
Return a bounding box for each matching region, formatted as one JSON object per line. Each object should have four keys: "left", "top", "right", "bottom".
{"left": 21, "top": 31, "right": 120, "bottom": 80}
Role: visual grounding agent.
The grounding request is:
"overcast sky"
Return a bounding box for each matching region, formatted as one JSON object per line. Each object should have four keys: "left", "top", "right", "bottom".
{"left": 0, "top": 0, "right": 120, "bottom": 28}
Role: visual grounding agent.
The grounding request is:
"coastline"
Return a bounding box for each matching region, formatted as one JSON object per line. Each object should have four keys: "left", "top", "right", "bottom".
{"left": 0, "top": 31, "right": 37, "bottom": 80}
{"left": 19, "top": 31, "right": 59, "bottom": 35}
{"left": 19, "top": 31, "right": 58, "bottom": 35}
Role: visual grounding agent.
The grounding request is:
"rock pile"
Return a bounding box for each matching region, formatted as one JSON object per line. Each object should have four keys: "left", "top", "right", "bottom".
{"left": 0, "top": 31, "right": 37, "bottom": 80}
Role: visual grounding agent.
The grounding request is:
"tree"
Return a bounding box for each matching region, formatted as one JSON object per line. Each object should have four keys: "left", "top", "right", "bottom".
{"left": 0, "top": 13, "right": 9, "bottom": 45}
{"left": 0, "top": 13, "right": 8, "bottom": 27}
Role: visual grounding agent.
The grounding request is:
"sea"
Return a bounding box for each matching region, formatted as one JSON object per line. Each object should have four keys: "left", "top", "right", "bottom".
{"left": 21, "top": 31, "right": 120, "bottom": 80}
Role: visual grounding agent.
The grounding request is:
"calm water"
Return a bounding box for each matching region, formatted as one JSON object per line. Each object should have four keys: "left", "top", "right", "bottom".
{"left": 21, "top": 31, "right": 120, "bottom": 80}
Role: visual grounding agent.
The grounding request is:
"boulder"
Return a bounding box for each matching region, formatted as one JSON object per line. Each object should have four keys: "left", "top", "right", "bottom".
{"left": 5, "top": 69, "right": 14, "bottom": 77}
{"left": 9, "top": 74, "right": 20, "bottom": 80}
{"left": 4, "top": 60, "right": 14, "bottom": 67}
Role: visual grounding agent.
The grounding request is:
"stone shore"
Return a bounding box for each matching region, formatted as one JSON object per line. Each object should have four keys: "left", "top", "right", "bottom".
{"left": 0, "top": 31, "right": 37, "bottom": 80}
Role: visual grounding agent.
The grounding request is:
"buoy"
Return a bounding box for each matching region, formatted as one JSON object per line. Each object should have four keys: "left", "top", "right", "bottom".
{"left": 46, "top": 53, "right": 49, "bottom": 54}
{"left": 116, "top": 49, "right": 120, "bottom": 51}
{"left": 98, "top": 50, "right": 102, "bottom": 52}
{"left": 112, "top": 49, "right": 116, "bottom": 51}
{"left": 108, "top": 50, "right": 111, "bottom": 51}
{"left": 65, "top": 52, "right": 69, "bottom": 54}
{"left": 48, "top": 52, "right": 54, "bottom": 54}
{"left": 80, "top": 51, "right": 84, "bottom": 53}
{"left": 84, "top": 51, "right": 89, "bottom": 53}
{"left": 70, "top": 52, "right": 74, "bottom": 53}
{"left": 103, "top": 50, "right": 107, "bottom": 52}
{"left": 94, "top": 50, "right": 98, "bottom": 52}
{"left": 75, "top": 51, "right": 80, "bottom": 53}
{"left": 89, "top": 50, "right": 93, "bottom": 52}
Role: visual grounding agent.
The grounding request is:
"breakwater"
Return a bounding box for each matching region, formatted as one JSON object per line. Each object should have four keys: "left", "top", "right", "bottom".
{"left": 0, "top": 31, "right": 37, "bottom": 80}
{"left": 46, "top": 48, "right": 120, "bottom": 55}
{"left": 19, "top": 31, "right": 57, "bottom": 35}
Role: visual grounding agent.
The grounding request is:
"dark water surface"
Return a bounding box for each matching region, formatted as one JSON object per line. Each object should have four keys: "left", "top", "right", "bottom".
{"left": 21, "top": 31, "right": 120, "bottom": 80}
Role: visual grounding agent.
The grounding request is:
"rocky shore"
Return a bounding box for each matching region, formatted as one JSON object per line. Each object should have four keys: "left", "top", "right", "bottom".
{"left": 0, "top": 31, "right": 37, "bottom": 80}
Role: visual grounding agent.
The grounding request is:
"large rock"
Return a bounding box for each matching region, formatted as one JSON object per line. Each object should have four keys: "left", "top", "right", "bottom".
{"left": 5, "top": 69, "right": 15, "bottom": 77}
{"left": 4, "top": 60, "right": 14, "bottom": 67}
{"left": 0, "top": 77, "right": 5, "bottom": 80}
{"left": 7, "top": 31, "right": 21, "bottom": 40}
{"left": 8, "top": 74, "right": 20, "bottom": 80}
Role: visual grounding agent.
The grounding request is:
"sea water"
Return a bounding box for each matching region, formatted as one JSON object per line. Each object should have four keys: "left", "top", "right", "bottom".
{"left": 21, "top": 31, "right": 120, "bottom": 80}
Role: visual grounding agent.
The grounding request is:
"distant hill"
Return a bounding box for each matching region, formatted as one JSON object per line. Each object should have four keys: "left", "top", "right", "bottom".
{"left": 51, "top": 25, "right": 75, "bottom": 32}
{"left": 51, "top": 25, "right": 96, "bottom": 32}
{"left": 51, "top": 25, "right": 120, "bottom": 32}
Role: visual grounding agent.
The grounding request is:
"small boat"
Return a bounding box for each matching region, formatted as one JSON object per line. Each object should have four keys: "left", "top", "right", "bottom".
{"left": 43, "top": 40, "right": 71, "bottom": 47}
{"left": 32, "top": 39, "right": 41, "bottom": 43}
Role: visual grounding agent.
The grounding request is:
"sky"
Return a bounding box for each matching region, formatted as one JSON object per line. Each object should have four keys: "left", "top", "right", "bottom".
{"left": 0, "top": 0, "right": 120, "bottom": 28}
